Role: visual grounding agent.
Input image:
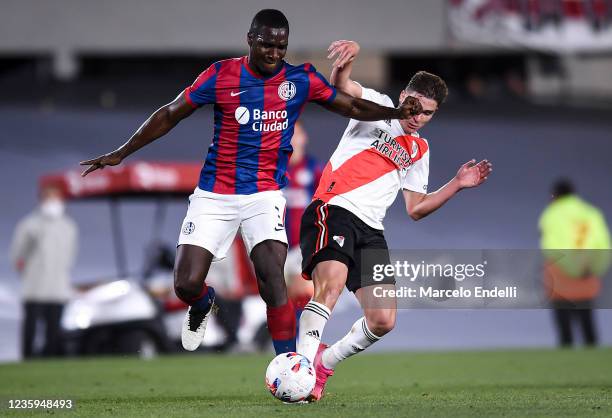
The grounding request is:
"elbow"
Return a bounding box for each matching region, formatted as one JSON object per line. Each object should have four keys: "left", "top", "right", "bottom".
{"left": 407, "top": 209, "right": 423, "bottom": 221}
{"left": 345, "top": 99, "right": 361, "bottom": 118}
{"left": 160, "top": 105, "right": 176, "bottom": 127}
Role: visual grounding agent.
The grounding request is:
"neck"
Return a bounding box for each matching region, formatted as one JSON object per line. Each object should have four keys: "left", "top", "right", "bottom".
{"left": 246, "top": 54, "right": 261, "bottom": 77}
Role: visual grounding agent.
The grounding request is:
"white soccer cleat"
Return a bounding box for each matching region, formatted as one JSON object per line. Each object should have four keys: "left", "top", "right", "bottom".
{"left": 181, "top": 289, "right": 216, "bottom": 351}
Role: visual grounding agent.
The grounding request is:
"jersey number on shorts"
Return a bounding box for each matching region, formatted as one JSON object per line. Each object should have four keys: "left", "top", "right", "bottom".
{"left": 274, "top": 205, "right": 286, "bottom": 231}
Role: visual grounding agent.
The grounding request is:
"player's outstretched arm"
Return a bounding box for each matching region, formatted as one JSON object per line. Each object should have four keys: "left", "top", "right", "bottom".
{"left": 404, "top": 159, "right": 493, "bottom": 221}
{"left": 323, "top": 90, "right": 421, "bottom": 122}
{"left": 328, "top": 40, "right": 363, "bottom": 98}
{"left": 79, "top": 93, "right": 195, "bottom": 176}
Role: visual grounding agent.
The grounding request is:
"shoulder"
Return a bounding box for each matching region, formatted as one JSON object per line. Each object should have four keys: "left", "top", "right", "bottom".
{"left": 15, "top": 212, "right": 41, "bottom": 234}
{"left": 296, "top": 62, "right": 317, "bottom": 73}
{"left": 63, "top": 216, "right": 78, "bottom": 231}
{"left": 21, "top": 212, "right": 41, "bottom": 227}
{"left": 361, "top": 85, "right": 394, "bottom": 107}
{"left": 199, "top": 57, "right": 242, "bottom": 78}
{"left": 584, "top": 201, "right": 607, "bottom": 223}
{"left": 213, "top": 57, "right": 243, "bottom": 74}
{"left": 285, "top": 61, "right": 323, "bottom": 76}
{"left": 417, "top": 136, "right": 429, "bottom": 150}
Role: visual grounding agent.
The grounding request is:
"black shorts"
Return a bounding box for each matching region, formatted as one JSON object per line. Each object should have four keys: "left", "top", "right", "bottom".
{"left": 300, "top": 200, "right": 395, "bottom": 292}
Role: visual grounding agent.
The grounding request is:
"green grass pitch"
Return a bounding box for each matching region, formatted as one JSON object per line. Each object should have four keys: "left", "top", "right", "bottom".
{"left": 1, "top": 349, "right": 611, "bottom": 417}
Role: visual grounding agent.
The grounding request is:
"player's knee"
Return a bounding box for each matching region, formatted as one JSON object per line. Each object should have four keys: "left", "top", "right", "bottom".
{"left": 173, "top": 268, "right": 205, "bottom": 302}
{"left": 366, "top": 312, "right": 396, "bottom": 336}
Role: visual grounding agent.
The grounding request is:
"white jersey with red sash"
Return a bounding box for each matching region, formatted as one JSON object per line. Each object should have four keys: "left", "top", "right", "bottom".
{"left": 314, "top": 86, "right": 430, "bottom": 230}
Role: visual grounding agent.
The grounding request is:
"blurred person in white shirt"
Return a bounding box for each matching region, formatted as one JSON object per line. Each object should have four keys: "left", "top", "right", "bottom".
{"left": 10, "top": 184, "right": 78, "bottom": 358}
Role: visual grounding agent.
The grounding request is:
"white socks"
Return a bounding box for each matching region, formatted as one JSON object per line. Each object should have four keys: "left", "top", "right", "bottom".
{"left": 299, "top": 303, "right": 383, "bottom": 370}
{"left": 321, "top": 317, "right": 381, "bottom": 370}
{"left": 298, "top": 301, "right": 331, "bottom": 364}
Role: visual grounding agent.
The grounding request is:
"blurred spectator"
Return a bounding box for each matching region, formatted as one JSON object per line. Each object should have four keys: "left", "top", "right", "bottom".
{"left": 283, "top": 122, "right": 322, "bottom": 318}
{"left": 539, "top": 179, "right": 611, "bottom": 347}
{"left": 10, "top": 184, "right": 78, "bottom": 358}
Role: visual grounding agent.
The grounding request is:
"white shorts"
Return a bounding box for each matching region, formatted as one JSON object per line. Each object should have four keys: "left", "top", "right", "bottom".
{"left": 177, "top": 188, "right": 288, "bottom": 260}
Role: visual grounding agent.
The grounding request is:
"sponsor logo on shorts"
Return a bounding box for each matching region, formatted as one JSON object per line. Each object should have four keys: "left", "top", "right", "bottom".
{"left": 274, "top": 205, "right": 286, "bottom": 231}
{"left": 333, "top": 235, "right": 345, "bottom": 247}
{"left": 182, "top": 222, "right": 196, "bottom": 235}
{"left": 278, "top": 81, "right": 297, "bottom": 101}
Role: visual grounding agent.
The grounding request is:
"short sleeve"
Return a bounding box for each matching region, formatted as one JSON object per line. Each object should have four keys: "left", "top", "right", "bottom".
{"left": 184, "top": 63, "right": 218, "bottom": 108}
{"left": 402, "top": 147, "right": 430, "bottom": 193}
{"left": 305, "top": 63, "right": 337, "bottom": 103}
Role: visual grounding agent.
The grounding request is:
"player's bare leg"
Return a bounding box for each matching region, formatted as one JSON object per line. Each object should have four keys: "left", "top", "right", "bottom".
{"left": 174, "top": 244, "right": 216, "bottom": 351}
{"left": 250, "top": 239, "right": 297, "bottom": 354}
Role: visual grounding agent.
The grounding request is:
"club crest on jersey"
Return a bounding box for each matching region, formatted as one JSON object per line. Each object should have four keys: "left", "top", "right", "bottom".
{"left": 411, "top": 141, "right": 419, "bottom": 159}
{"left": 333, "top": 235, "right": 345, "bottom": 247}
{"left": 182, "top": 222, "right": 196, "bottom": 235}
{"left": 278, "top": 81, "right": 296, "bottom": 101}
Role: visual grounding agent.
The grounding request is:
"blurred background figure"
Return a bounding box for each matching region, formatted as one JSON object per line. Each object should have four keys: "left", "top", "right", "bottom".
{"left": 10, "top": 184, "right": 78, "bottom": 358}
{"left": 283, "top": 122, "right": 322, "bottom": 321}
{"left": 539, "top": 178, "right": 611, "bottom": 347}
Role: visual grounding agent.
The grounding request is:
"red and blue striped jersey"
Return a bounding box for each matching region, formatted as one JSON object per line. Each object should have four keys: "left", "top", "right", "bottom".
{"left": 184, "top": 56, "right": 337, "bottom": 195}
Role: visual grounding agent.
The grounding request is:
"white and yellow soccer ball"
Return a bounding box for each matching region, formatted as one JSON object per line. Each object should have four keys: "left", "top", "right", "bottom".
{"left": 265, "top": 352, "right": 316, "bottom": 403}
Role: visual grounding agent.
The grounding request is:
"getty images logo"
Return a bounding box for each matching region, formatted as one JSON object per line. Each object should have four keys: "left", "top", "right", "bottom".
{"left": 234, "top": 106, "right": 289, "bottom": 132}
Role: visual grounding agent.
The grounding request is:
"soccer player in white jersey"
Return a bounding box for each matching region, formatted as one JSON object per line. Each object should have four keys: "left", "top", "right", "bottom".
{"left": 297, "top": 40, "right": 493, "bottom": 401}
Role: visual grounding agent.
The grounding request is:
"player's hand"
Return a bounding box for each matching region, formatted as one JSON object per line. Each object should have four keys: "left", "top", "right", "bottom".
{"left": 455, "top": 159, "right": 493, "bottom": 188}
{"left": 398, "top": 96, "right": 422, "bottom": 119}
{"left": 327, "top": 40, "right": 360, "bottom": 69}
{"left": 79, "top": 151, "right": 123, "bottom": 177}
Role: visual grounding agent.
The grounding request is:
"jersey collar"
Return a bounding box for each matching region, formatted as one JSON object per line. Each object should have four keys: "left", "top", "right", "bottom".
{"left": 242, "top": 56, "right": 285, "bottom": 80}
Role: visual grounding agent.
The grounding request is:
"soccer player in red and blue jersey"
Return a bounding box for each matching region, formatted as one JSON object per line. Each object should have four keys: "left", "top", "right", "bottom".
{"left": 80, "top": 9, "right": 422, "bottom": 355}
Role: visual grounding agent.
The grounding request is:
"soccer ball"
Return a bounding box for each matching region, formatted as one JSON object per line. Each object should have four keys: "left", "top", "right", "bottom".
{"left": 265, "top": 352, "right": 316, "bottom": 403}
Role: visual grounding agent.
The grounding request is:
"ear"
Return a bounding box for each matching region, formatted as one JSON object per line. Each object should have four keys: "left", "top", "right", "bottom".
{"left": 247, "top": 32, "right": 254, "bottom": 47}
{"left": 399, "top": 90, "right": 407, "bottom": 104}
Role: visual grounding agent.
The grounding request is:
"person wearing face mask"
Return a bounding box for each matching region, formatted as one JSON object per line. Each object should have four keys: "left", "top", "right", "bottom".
{"left": 10, "top": 184, "right": 78, "bottom": 358}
